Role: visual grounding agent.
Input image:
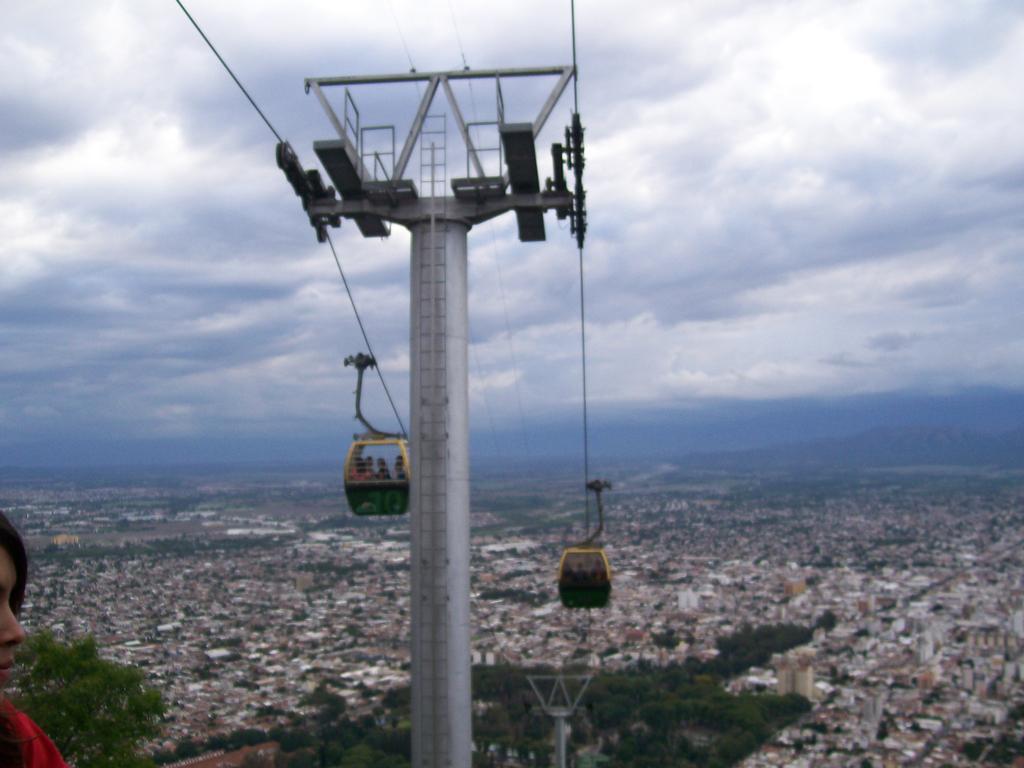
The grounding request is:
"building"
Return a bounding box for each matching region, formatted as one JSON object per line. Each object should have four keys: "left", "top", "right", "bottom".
{"left": 775, "top": 648, "right": 816, "bottom": 700}
{"left": 784, "top": 579, "right": 807, "bottom": 598}
{"left": 678, "top": 589, "right": 699, "bottom": 611}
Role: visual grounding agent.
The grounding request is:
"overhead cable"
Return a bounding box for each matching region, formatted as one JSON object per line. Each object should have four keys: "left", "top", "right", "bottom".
{"left": 175, "top": 0, "right": 406, "bottom": 437}
{"left": 446, "top": 0, "right": 471, "bottom": 71}
{"left": 446, "top": 0, "right": 478, "bottom": 118}
{"left": 387, "top": 0, "right": 418, "bottom": 73}
{"left": 173, "top": 0, "right": 283, "bottom": 144}
{"left": 326, "top": 231, "right": 408, "bottom": 437}
{"left": 571, "top": 0, "right": 580, "bottom": 112}
{"left": 569, "top": 0, "right": 593, "bottom": 525}
{"left": 487, "top": 229, "right": 530, "bottom": 454}
{"left": 578, "top": 244, "right": 591, "bottom": 526}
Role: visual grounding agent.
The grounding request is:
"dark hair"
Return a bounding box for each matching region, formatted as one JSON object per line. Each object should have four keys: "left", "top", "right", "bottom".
{"left": 0, "top": 510, "right": 27, "bottom": 768}
{"left": 0, "top": 512, "right": 26, "bottom": 616}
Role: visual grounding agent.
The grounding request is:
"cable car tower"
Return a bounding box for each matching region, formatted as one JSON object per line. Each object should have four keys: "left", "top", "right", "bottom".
{"left": 527, "top": 675, "right": 592, "bottom": 768}
{"left": 278, "top": 67, "right": 584, "bottom": 768}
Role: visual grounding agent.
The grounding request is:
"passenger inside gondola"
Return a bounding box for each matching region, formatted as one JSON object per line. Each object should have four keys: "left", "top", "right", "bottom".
{"left": 349, "top": 456, "right": 368, "bottom": 481}
{"left": 560, "top": 551, "right": 608, "bottom": 587}
{"left": 347, "top": 443, "right": 409, "bottom": 486}
{"left": 563, "top": 561, "right": 580, "bottom": 584}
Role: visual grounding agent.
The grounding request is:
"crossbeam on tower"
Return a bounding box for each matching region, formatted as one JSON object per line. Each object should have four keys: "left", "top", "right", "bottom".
{"left": 302, "top": 66, "right": 575, "bottom": 242}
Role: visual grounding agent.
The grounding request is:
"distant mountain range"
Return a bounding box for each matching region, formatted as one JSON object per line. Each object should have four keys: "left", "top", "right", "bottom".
{"left": 3, "top": 424, "right": 1022, "bottom": 479}
{"left": 5, "top": 388, "right": 1024, "bottom": 471}
{"left": 683, "top": 424, "right": 1024, "bottom": 470}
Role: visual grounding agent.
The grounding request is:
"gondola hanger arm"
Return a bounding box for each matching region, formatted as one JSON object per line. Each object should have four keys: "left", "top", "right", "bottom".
{"left": 344, "top": 353, "right": 404, "bottom": 439}
{"left": 579, "top": 479, "right": 610, "bottom": 547}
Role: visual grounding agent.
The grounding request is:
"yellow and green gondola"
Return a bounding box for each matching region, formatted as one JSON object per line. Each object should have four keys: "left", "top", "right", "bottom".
{"left": 344, "top": 438, "right": 409, "bottom": 516}
{"left": 342, "top": 353, "right": 410, "bottom": 517}
{"left": 557, "top": 479, "right": 613, "bottom": 609}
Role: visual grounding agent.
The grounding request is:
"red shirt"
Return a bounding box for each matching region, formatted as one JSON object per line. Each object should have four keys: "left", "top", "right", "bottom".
{"left": 9, "top": 710, "right": 68, "bottom": 768}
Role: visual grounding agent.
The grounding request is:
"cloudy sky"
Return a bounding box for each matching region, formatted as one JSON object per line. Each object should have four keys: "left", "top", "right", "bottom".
{"left": 3, "top": 0, "right": 1024, "bottom": 466}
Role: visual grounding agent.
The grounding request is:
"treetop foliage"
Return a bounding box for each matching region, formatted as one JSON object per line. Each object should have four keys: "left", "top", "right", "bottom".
{"left": 14, "top": 631, "right": 164, "bottom": 768}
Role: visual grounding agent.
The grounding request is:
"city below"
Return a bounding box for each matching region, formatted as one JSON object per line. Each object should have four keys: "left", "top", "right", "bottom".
{"left": 4, "top": 459, "right": 1024, "bottom": 767}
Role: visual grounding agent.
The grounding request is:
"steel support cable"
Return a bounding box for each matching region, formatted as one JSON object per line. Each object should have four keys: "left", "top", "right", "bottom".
{"left": 469, "top": 342, "right": 502, "bottom": 457}
{"left": 578, "top": 244, "right": 591, "bottom": 532}
{"left": 569, "top": 11, "right": 602, "bottom": 674}
{"left": 487, "top": 229, "right": 530, "bottom": 454}
{"left": 387, "top": 0, "right": 418, "bottom": 74}
{"left": 445, "top": 0, "right": 479, "bottom": 121}
{"left": 445, "top": 1, "right": 525, "bottom": 453}
{"left": 446, "top": 0, "right": 470, "bottom": 72}
{"left": 325, "top": 231, "right": 408, "bottom": 437}
{"left": 386, "top": 0, "right": 423, "bottom": 100}
{"left": 174, "top": 0, "right": 283, "bottom": 144}
{"left": 569, "top": 0, "right": 592, "bottom": 528}
{"left": 441, "top": 2, "right": 534, "bottom": 467}
{"left": 571, "top": 0, "right": 581, "bottom": 111}
{"left": 175, "top": 0, "right": 407, "bottom": 438}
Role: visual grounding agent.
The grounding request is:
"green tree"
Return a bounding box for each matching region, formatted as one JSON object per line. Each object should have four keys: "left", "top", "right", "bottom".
{"left": 962, "top": 740, "right": 985, "bottom": 760}
{"left": 340, "top": 743, "right": 408, "bottom": 768}
{"left": 651, "top": 629, "right": 679, "bottom": 650}
{"left": 13, "top": 631, "right": 164, "bottom": 768}
{"left": 814, "top": 610, "right": 838, "bottom": 632}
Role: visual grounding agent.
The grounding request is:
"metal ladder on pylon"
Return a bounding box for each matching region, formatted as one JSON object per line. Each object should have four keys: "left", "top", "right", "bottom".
{"left": 420, "top": 114, "right": 447, "bottom": 200}
{"left": 416, "top": 113, "right": 450, "bottom": 765}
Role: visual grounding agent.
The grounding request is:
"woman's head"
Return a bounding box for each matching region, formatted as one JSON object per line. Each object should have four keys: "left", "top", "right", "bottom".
{"left": 0, "top": 511, "right": 27, "bottom": 688}
{"left": 0, "top": 513, "right": 25, "bottom": 617}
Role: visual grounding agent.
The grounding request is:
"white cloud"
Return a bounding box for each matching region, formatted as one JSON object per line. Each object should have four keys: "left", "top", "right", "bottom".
{"left": 3, "top": 0, "right": 1024, "bottom": 455}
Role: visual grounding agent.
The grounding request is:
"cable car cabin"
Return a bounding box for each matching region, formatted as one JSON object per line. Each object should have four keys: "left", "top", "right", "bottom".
{"left": 558, "top": 546, "right": 611, "bottom": 609}
{"left": 343, "top": 438, "right": 410, "bottom": 516}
